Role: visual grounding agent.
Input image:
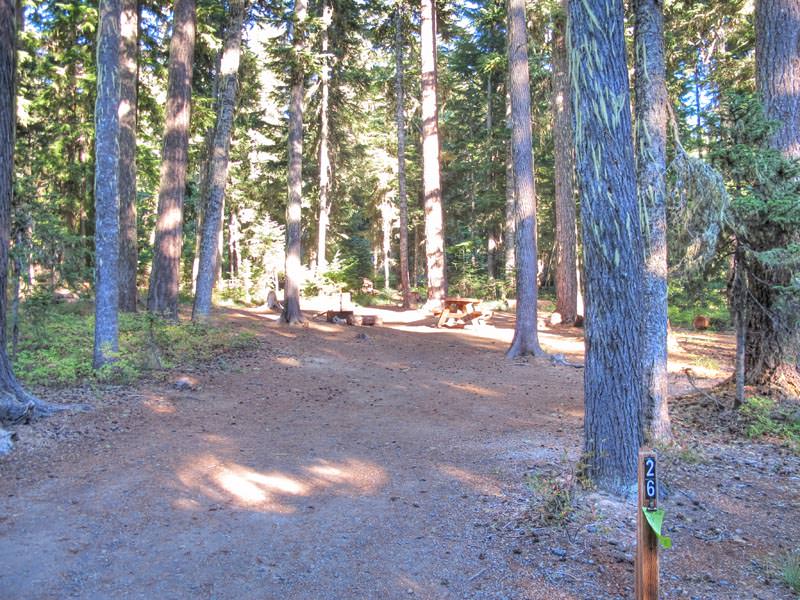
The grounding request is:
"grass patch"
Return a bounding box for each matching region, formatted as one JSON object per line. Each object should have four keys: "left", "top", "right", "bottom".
{"left": 690, "top": 355, "right": 722, "bottom": 371}
{"left": 738, "top": 396, "right": 800, "bottom": 451}
{"left": 525, "top": 472, "right": 576, "bottom": 525}
{"left": 668, "top": 280, "right": 731, "bottom": 329}
{"left": 524, "top": 455, "right": 592, "bottom": 526}
{"left": 675, "top": 444, "right": 705, "bottom": 465}
{"left": 782, "top": 551, "right": 800, "bottom": 594}
{"left": 352, "top": 289, "right": 397, "bottom": 307}
{"left": 13, "top": 300, "right": 256, "bottom": 386}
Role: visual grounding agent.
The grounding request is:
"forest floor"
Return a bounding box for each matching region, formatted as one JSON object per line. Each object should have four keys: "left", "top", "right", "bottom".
{"left": 1, "top": 302, "right": 798, "bottom": 599}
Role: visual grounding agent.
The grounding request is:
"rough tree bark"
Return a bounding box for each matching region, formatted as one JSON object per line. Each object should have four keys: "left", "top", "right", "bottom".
{"left": 316, "top": 0, "right": 332, "bottom": 274}
{"left": 503, "top": 40, "right": 516, "bottom": 289}
{"left": 118, "top": 0, "right": 138, "bottom": 312}
{"left": 192, "top": 0, "right": 246, "bottom": 321}
{"left": 757, "top": 0, "right": 800, "bottom": 160}
{"left": 413, "top": 223, "right": 420, "bottom": 286}
{"left": 191, "top": 48, "right": 223, "bottom": 294}
{"left": 396, "top": 5, "right": 412, "bottom": 308}
{"left": 228, "top": 205, "right": 241, "bottom": 278}
{"left": 420, "top": 0, "right": 447, "bottom": 306}
{"left": 147, "top": 0, "right": 196, "bottom": 319}
{"left": 94, "top": 0, "right": 122, "bottom": 367}
{"left": 381, "top": 199, "right": 393, "bottom": 291}
{"left": 503, "top": 140, "right": 515, "bottom": 284}
{"left": 569, "top": 0, "right": 646, "bottom": 494}
{"left": 281, "top": 0, "right": 308, "bottom": 324}
{"left": 551, "top": 0, "right": 578, "bottom": 325}
{"left": 505, "top": 0, "right": 544, "bottom": 358}
{"left": 751, "top": 0, "right": 800, "bottom": 389}
{"left": 634, "top": 0, "right": 672, "bottom": 441}
{"left": 487, "top": 233, "right": 497, "bottom": 281}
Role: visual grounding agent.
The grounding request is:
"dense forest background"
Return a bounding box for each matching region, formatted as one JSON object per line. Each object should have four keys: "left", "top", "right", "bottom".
{"left": 11, "top": 0, "right": 757, "bottom": 315}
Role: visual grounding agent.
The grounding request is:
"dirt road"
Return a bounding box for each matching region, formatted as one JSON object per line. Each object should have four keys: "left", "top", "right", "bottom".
{"left": 1, "top": 307, "right": 797, "bottom": 599}
{"left": 1, "top": 309, "right": 587, "bottom": 599}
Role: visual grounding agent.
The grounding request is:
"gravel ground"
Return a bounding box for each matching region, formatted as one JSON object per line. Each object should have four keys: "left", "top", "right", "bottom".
{"left": 1, "top": 306, "right": 797, "bottom": 599}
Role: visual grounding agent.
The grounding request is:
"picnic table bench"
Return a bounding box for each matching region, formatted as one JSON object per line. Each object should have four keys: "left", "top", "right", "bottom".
{"left": 434, "top": 297, "right": 493, "bottom": 328}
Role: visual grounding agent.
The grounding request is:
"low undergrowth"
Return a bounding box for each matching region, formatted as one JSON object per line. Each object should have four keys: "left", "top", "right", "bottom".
{"left": 523, "top": 454, "right": 592, "bottom": 526}
{"left": 667, "top": 280, "right": 731, "bottom": 330}
{"left": 738, "top": 395, "right": 800, "bottom": 451}
{"left": 13, "top": 300, "right": 255, "bottom": 386}
{"left": 782, "top": 550, "right": 800, "bottom": 594}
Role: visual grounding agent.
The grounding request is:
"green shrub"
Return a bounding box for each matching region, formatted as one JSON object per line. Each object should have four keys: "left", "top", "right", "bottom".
{"left": 12, "top": 301, "right": 255, "bottom": 386}
{"left": 782, "top": 551, "right": 800, "bottom": 594}
{"left": 667, "top": 279, "right": 731, "bottom": 329}
{"left": 739, "top": 396, "right": 800, "bottom": 451}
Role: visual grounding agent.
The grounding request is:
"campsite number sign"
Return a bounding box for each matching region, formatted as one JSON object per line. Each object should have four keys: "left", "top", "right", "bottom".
{"left": 643, "top": 455, "right": 657, "bottom": 505}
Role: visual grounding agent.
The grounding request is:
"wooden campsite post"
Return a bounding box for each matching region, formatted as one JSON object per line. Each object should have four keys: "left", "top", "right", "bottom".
{"left": 636, "top": 449, "right": 659, "bottom": 600}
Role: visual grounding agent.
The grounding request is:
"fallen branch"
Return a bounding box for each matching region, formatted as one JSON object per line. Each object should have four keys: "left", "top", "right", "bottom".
{"left": 467, "top": 568, "right": 487, "bottom": 583}
{"left": 550, "top": 353, "right": 584, "bottom": 369}
{"left": 683, "top": 368, "right": 724, "bottom": 409}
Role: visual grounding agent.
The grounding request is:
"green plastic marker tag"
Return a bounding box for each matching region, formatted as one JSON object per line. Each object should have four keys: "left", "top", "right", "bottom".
{"left": 642, "top": 507, "right": 672, "bottom": 549}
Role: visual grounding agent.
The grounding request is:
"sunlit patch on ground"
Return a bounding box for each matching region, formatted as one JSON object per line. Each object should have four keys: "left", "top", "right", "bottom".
{"left": 438, "top": 464, "right": 505, "bottom": 497}
{"left": 175, "top": 454, "right": 388, "bottom": 514}
{"left": 444, "top": 381, "right": 502, "bottom": 398}
{"left": 142, "top": 393, "right": 176, "bottom": 415}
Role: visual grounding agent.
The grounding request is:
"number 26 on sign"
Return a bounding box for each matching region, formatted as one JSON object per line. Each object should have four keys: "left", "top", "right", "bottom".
{"left": 644, "top": 456, "right": 657, "bottom": 505}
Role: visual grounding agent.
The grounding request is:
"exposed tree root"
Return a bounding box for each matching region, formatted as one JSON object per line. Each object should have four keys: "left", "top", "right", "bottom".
{"left": 550, "top": 353, "right": 584, "bottom": 369}
{"left": 708, "top": 365, "right": 800, "bottom": 403}
{"left": 279, "top": 314, "right": 307, "bottom": 327}
{"left": 505, "top": 337, "right": 549, "bottom": 360}
{"left": 754, "top": 364, "right": 800, "bottom": 400}
{"left": 0, "top": 386, "right": 91, "bottom": 456}
{"left": 0, "top": 426, "right": 13, "bottom": 455}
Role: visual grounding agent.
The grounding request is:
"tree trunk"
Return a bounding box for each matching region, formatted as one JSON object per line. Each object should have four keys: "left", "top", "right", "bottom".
{"left": 750, "top": 0, "right": 800, "bottom": 390}
{"left": 756, "top": 0, "right": 800, "bottom": 160}
{"left": 551, "top": 0, "right": 578, "bottom": 325}
{"left": 93, "top": 0, "right": 122, "bottom": 367}
{"left": 486, "top": 71, "right": 493, "bottom": 134}
{"left": 505, "top": 0, "right": 544, "bottom": 358}
{"left": 0, "top": 1, "right": 52, "bottom": 453}
{"left": 412, "top": 222, "right": 420, "bottom": 287}
{"left": 381, "top": 199, "right": 392, "bottom": 291}
{"left": 192, "top": 48, "right": 223, "bottom": 295}
{"left": 192, "top": 0, "right": 245, "bottom": 321}
{"left": 396, "top": 6, "right": 411, "bottom": 309}
{"left": 316, "top": 0, "right": 332, "bottom": 274}
{"left": 420, "top": 0, "right": 446, "bottom": 306}
{"left": 743, "top": 256, "right": 799, "bottom": 391}
{"left": 487, "top": 232, "right": 496, "bottom": 281}
{"left": 634, "top": 0, "right": 671, "bottom": 442}
{"left": 570, "top": 0, "right": 646, "bottom": 495}
{"left": 10, "top": 230, "right": 21, "bottom": 359}
{"left": 732, "top": 241, "right": 747, "bottom": 408}
{"left": 118, "top": 0, "right": 138, "bottom": 312}
{"left": 281, "top": 0, "right": 308, "bottom": 324}
{"left": 228, "top": 204, "right": 240, "bottom": 279}
{"left": 216, "top": 193, "right": 224, "bottom": 286}
{"left": 147, "top": 0, "right": 196, "bottom": 319}
{"left": 503, "top": 139, "right": 515, "bottom": 285}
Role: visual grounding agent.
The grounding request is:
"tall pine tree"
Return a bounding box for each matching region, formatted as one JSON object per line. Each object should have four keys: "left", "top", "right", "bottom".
{"left": 570, "top": 0, "right": 646, "bottom": 493}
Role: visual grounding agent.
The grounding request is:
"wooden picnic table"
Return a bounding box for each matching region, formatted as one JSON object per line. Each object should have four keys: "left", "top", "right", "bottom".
{"left": 435, "top": 297, "right": 492, "bottom": 328}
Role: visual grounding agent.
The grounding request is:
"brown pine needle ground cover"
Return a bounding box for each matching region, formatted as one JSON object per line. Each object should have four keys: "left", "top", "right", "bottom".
{"left": 1, "top": 304, "right": 798, "bottom": 599}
